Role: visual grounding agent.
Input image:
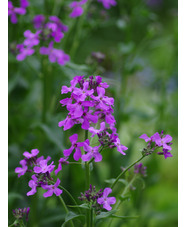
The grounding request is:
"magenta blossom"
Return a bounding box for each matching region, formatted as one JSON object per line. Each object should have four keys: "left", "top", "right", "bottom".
{"left": 23, "top": 30, "right": 41, "bottom": 47}
{"left": 55, "top": 157, "right": 69, "bottom": 175}
{"left": 15, "top": 159, "right": 28, "bottom": 177}
{"left": 97, "top": 0, "right": 117, "bottom": 9}
{"left": 42, "top": 179, "right": 62, "bottom": 197}
{"left": 23, "top": 148, "right": 39, "bottom": 159}
{"left": 97, "top": 187, "right": 116, "bottom": 211}
{"left": 8, "top": 1, "right": 26, "bottom": 24}
{"left": 20, "top": 0, "right": 29, "bottom": 8}
{"left": 33, "top": 160, "right": 55, "bottom": 174}
{"left": 27, "top": 175, "right": 38, "bottom": 196}
{"left": 69, "top": 0, "right": 88, "bottom": 18}
{"left": 40, "top": 42, "right": 70, "bottom": 65}
{"left": 63, "top": 134, "right": 85, "bottom": 161}
{"left": 81, "top": 141, "right": 102, "bottom": 162}
{"left": 32, "top": 15, "right": 45, "bottom": 29}
{"left": 152, "top": 132, "right": 172, "bottom": 150}
{"left": 16, "top": 44, "right": 35, "bottom": 61}
{"left": 89, "top": 122, "right": 106, "bottom": 137}
{"left": 113, "top": 137, "right": 128, "bottom": 155}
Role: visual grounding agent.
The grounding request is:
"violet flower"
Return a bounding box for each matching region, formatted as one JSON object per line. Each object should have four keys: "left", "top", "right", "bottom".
{"left": 15, "top": 159, "right": 28, "bottom": 177}
{"left": 8, "top": 1, "right": 26, "bottom": 24}
{"left": 152, "top": 132, "right": 172, "bottom": 150}
{"left": 55, "top": 157, "right": 69, "bottom": 175}
{"left": 16, "top": 44, "right": 35, "bottom": 61}
{"left": 82, "top": 141, "right": 102, "bottom": 162}
{"left": 33, "top": 160, "right": 55, "bottom": 174}
{"left": 97, "top": 187, "right": 116, "bottom": 211}
{"left": 134, "top": 163, "right": 147, "bottom": 177}
{"left": 33, "top": 15, "right": 45, "bottom": 29}
{"left": 20, "top": 0, "right": 30, "bottom": 8}
{"left": 63, "top": 134, "right": 85, "bottom": 161}
{"left": 40, "top": 41, "right": 70, "bottom": 65}
{"left": 42, "top": 179, "right": 62, "bottom": 197}
{"left": 69, "top": 0, "right": 88, "bottom": 18}
{"left": 23, "top": 30, "right": 41, "bottom": 48}
{"left": 97, "top": 0, "right": 117, "bottom": 9}
{"left": 27, "top": 175, "right": 38, "bottom": 196}
{"left": 23, "top": 148, "right": 39, "bottom": 159}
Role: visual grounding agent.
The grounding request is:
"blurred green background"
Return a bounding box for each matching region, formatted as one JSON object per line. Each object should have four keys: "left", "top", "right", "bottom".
{"left": 8, "top": 0, "right": 178, "bottom": 226}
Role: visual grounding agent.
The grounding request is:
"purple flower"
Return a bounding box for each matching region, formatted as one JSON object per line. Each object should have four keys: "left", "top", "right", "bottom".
{"left": 33, "top": 15, "right": 45, "bottom": 29}
{"left": 134, "top": 163, "right": 147, "bottom": 177}
{"left": 16, "top": 44, "right": 35, "bottom": 61}
{"left": 55, "top": 157, "right": 69, "bottom": 175}
{"left": 152, "top": 132, "right": 172, "bottom": 150}
{"left": 113, "top": 137, "right": 128, "bottom": 155}
{"left": 97, "top": 0, "right": 117, "bottom": 9}
{"left": 157, "top": 149, "right": 173, "bottom": 159}
{"left": 20, "top": 0, "right": 30, "bottom": 8}
{"left": 33, "top": 160, "right": 55, "bottom": 174}
{"left": 139, "top": 134, "right": 152, "bottom": 142}
{"left": 89, "top": 122, "right": 106, "bottom": 137}
{"left": 69, "top": 0, "right": 88, "bottom": 18}
{"left": 15, "top": 159, "right": 28, "bottom": 177}
{"left": 23, "top": 148, "right": 39, "bottom": 159}
{"left": 97, "top": 187, "right": 116, "bottom": 211}
{"left": 23, "top": 30, "right": 41, "bottom": 47}
{"left": 82, "top": 141, "right": 102, "bottom": 162}
{"left": 63, "top": 134, "right": 85, "bottom": 161}
{"left": 40, "top": 42, "right": 70, "bottom": 65}
{"left": 27, "top": 175, "right": 38, "bottom": 196}
{"left": 42, "top": 179, "right": 62, "bottom": 197}
{"left": 8, "top": 1, "right": 26, "bottom": 24}
{"left": 12, "top": 207, "right": 30, "bottom": 222}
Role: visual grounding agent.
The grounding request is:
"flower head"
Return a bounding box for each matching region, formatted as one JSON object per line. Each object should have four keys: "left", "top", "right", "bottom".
{"left": 41, "top": 179, "right": 62, "bottom": 197}
{"left": 97, "top": 187, "right": 116, "bottom": 211}
{"left": 97, "top": 0, "right": 117, "bottom": 9}
{"left": 69, "top": 0, "right": 88, "bottom": 18}
{"left": 8, "top": 1, "right": 26, "bottom": 24}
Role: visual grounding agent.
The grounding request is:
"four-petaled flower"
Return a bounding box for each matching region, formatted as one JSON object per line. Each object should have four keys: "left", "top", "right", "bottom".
{"left": 15, "top": 159, "right": 28, "bottom": 177}
{"left": 69, "top": 0, "right": 88, "bottom": 18}
{"left": 97, "top": 187, "right": 116, "bottom": 211}
{"left": 63, "top": 134, "right": 85, "bottom": 161}
{"left": 8, "top": 1, "right": 26, "bottom": 24}
{"left": 82, "top": 141, "right": 102, "bottom": 162}
{"left": 42, "top": 179, "right": 63, "bottom": 197}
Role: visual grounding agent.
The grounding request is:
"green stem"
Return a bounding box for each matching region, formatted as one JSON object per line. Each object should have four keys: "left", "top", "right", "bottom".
{"left": 42, "top": 60, "right": 47, "bottom": 123}
{"left": 59, "top": 195, "right": 74, "bottom": 227}
{"left": 84, "top": 130, "right": 91, "bottom": 227}
{"left": 90, "top": 208, "right": 94, "bottom": 227}
{"left": 50, "top": 181, "right": 81, "bottom": 214}
{"left": 108, "top": 176, "right": 137, "bottom": 227}
{"left": 111, "top": 155, "right": 145, "bottom": 190}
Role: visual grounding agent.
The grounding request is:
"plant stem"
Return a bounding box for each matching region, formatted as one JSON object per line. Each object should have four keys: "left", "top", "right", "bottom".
{"left": 108, "top": 176, "right": 137, "bottom": 227}
{"left": 50, "top": 181, "right": 81, "bottom": 214}
{"left": 41, "top": 60, "right": 47, "bottom": 123}
{"left": 59, "top": 195, "right": 74, "bottom": 227}
{"left": 111, "top": 155, "right": 145, "bottom": 190}
{"left": 84, "top": 130, "right": 91, "bottom": 227}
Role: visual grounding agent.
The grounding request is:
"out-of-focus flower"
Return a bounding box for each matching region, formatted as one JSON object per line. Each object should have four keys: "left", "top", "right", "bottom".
{"left": 40, "top": 41, "right": 70, "bottom": 65}
{"left": 33, "top": 15, "right": 46, "bottom": 29}
{"left": 15, "top": 160, "right": 28, "bottom": 177}
{"left": 13, "top": 207, "right": 30, "bottom": 222}
{"left": 23, "top": 30, "right": 41, "bottom": 47}
{"left": 8, "top": 1, "right": 26, "bottom": 24}
{"left": 97, "top": 0, "right": 117, "bottom": 9}
{"left": 20, "top": 0, "right": 30, "bottom": 8}
{"left": 134, "top": 163, "right": 147, "bottom": 177}
{"left": 69, "top": 0, "right": 88, "bottom": 18}
{"left": 16, "top": 44, "right": 35, "bottom": 61}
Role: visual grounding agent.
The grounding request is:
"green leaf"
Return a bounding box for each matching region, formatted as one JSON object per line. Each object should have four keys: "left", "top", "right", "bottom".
{"left": 111, "top": 215, "right": 139, "bottom": 219}
{"left": 95, "top": 210, "right": 117, "bottom": 220}
{"left": 61, "top": 211, "right": 85, "bottom": 227}
{"left": 68, "top": 203, "right": 90, "bottom": 210}
{"left": 36, "top": 123, "right": 64, "bottom": 150}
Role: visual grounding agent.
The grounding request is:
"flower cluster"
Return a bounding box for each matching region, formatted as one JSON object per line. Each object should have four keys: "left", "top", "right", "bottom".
{"left": 58, "top": 76, "right": 128, "bottom": 163}
{"left": 139, "top": 131, "right": 173, "bottom": 159}
{"left": 15, "top": 149, "right": 63, "bottom": 198}
{"left": 79, "top": 185, "right": 116, "bottom": 212}
{"left": 8, "top": 0, "right": 29, "bottom": 24}
{"left": 134, "top": 163, "right": 147, "bottom": 177}
{"left": 15, "top": 15, "right": 70, "bottom": 64}
{"left": 12, "top": 207, "right": 30, "bottom": 222}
